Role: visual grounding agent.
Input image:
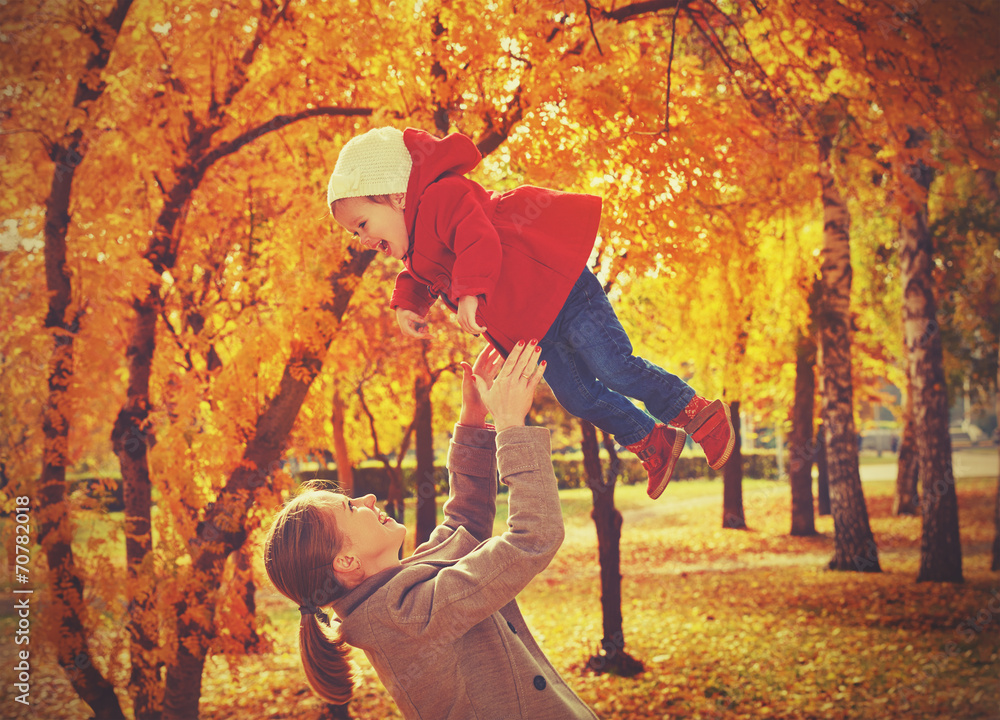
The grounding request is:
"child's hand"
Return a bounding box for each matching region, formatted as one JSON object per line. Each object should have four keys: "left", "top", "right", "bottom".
{"left": 457, "top": 295, "right": 486, "bottom": 336}
{"left": 396, "top": 308, "right": 430, "bottom": 339}
{"left": 459, "top": 345, "right": 502, "bottom": 427}
{"left": 473, "top": 340, "right": 544, "bottom": 432}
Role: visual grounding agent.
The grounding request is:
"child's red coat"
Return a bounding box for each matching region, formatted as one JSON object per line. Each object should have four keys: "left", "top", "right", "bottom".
{"left": 390, "top": 128, "right": 603, "bottom": 354}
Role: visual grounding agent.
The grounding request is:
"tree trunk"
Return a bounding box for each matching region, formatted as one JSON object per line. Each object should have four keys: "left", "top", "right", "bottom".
{"left": 318, "top": 703, "right": 353, "bottom": 719}
{"left": 790, "top": 331, "right": 817, "bottom": 536}
{"left": 115, "top": 155, "right": 210, "bottom": 718}
{"left": 110, "top": 294, "right": 161, "bottom": 720}
{"left": 41, "top": 139, "right": 128, "bottom": 720}
{"left": 816, "top": 422, "right": 831, "bottom": 515}
{"left": 817, "top": 139, "right": 880, "bottom": 572}
{"left": 430, "top": 13, "right": 450, "bottom": 135}
{"left": 974, "top": 169, "right": 1000, "bottom": 573}
{"left": 357, "top": 382, "right": 407, "bottom": 525}
{"left": 992, "top": 335, "right": 1000, "bottom": 571}
{"left": 385, "top": 466, "right": 406, "bottom": 525}
{"left": 34, "top": 4, "right": 135, "bottom": 718}
{"left": 331, "top": 385, "right": 354, "bottom": 495}
{"left": 233, "top": 544, "right": 261, "bottom": 652}
{"left": 894, "top": 383, "right": 919, "bottom": 515}
{"left": 414, "top": 368, "right": 436, "bottom": 546}
{"left": 161, "top": 250, "right": 375, "bottom": 720}
{"left": 722, "top": 401, "right": 746, "bottom": 529}
{"left": 580, "top": 421, "right": 643, "bottom": 676}
{"left": 113, "top": 103, "right": 370, "bottom": 718}
{"left": 899, "top": 129, "right": 962, "bottom": 583}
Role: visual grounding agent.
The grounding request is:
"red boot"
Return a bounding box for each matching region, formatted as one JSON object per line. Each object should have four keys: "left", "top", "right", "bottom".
{"left": 671, "top": 397, "right": 734, "bottom": 470}
{"left": 626, "top": 424, "right": 687, "bottom": 500}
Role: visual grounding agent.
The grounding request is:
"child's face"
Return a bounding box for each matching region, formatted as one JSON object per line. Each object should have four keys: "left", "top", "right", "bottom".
{"left": 333, "top": 195, "right": 409, "bottom": 260}
{"left": 329, "top": 493, "right": 405, "bottom": 570}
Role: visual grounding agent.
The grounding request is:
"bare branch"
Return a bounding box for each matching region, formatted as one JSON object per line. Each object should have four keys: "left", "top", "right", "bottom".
{"left": 73, "top": 0, "right": 135, "bottom": 107}
{"left": 600, "top": 0, "right": 698, "bottom": 23}
{"left": 195, "top": 106, "right": 372, "bottom": 176}
{"left": 476, "top": 88, "right": 523, "bottom": 158}
{"left": 704, "top": 0, "right": 802, "bottom": 110}
{"left": 663, "top": 0, "right": 684, "bottom": 133}
{"left": 357, "top": 384, "right": 387, "bottom": 461}
{"left": 213, "top": 0, "right": 293, "bottom": 117}
{"left": 583, "top": 0, "right": 604, "bottom": 54}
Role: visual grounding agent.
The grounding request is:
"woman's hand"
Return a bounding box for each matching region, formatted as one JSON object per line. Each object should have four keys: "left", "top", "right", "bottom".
{"left": 473, "top": 340, "right": 544, "bottom": 432}
{"left": 457, "top": 295, "right": 486, "bottom": 335}
{"left": 396, "top": 307, "right": 430, "bottom": 338}
{"left": 459, "top": 345, "right": 502, "bottom": 427}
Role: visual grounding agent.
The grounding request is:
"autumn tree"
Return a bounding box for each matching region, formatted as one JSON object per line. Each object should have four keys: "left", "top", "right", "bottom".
{"left": 95, "top": 5, "right": 372, "bottom": 715}
{"left": 844, "top": 1, "right": 999, "bottom": 581}
{"left": 897, "top": 129, "right": 962, "bottom": 582}
{"left": 580, "top": 420, "right": 644, "bottom": 676}
{"left": 815, "top": 116, "right": 880, "bottom": 572}
{"left": 729, "top": 0, "right": 999, "bottom": 573}
{"left": 923, "top": 164, "right": 1000, "bottom": 571}
{"left": 894, "top": 386, "right": 920, "bottom": 515}
{"left": 5, "top": 2, "right": 997, "bottom": 718}
{"left": 995, "top": 348, "right": 1000, "bottom": 572}
{"left": 3, "top": 1, "right": 380, "bottom": 716}
{"left": 788, "top": 285, "right": 818, "bottom": 537}
{"left": 350, "top": 327, "right": 466, "bottom": 542}
{"left": 3, "top": 2, "right": 134, "bottom": 717}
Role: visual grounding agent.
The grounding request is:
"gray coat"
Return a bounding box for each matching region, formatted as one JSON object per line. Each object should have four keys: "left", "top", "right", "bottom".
{"left": 332, "top": 425, "right": 600, "bottom": 720}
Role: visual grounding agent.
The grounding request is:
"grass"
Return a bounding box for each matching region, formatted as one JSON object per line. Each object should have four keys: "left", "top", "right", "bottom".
{"left": 857, "top": 452, "right": 900, "bottom": 466}
{"left": 2, "top": 473, "right": 998, "bottom": 719}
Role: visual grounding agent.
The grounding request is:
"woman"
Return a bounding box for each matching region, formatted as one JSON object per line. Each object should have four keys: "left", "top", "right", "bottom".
{"left": 263, "top": 340, "right": 600, "bottom": 719}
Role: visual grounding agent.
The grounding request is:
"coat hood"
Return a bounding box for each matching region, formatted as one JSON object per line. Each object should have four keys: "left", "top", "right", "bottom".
{"left": 402, "top": 128, "right": 483, "bottom": 236}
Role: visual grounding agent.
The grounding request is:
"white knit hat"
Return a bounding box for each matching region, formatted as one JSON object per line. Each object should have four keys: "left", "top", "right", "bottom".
{"left": 327, "top": 127, "right": 413, "bottom": 206}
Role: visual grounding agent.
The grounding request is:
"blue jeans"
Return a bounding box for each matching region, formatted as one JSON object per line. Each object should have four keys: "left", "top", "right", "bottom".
{"left": 538, "top": 269, "right": 694, "bottom": 446}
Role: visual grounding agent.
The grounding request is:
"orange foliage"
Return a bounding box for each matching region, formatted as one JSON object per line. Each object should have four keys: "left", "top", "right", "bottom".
{"left": 1, "top": 0, "right": 997, "bottom": 715}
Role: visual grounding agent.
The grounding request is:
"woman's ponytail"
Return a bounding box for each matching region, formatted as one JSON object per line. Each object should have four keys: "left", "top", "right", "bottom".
{"left": 263, "top": 484, "right": 355, "bottom": 703}
{"left": 300, "top": 612, "right": 354, "bottom": 704}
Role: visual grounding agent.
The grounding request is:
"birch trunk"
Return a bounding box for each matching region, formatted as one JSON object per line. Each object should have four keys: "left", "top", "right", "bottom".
{"left": 817, "top": 139, "right": 880, "bottom": 572}
{"left": 980, "top": 169, "right": 1000, "bottom": 573}
{"left": 899, "top": 129, "right": 962, "bottom": 583}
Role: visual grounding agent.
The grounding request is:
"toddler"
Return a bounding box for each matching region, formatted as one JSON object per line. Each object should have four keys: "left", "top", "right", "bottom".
{"left": 327, "top": 126, "right": 734, "bottom": 497}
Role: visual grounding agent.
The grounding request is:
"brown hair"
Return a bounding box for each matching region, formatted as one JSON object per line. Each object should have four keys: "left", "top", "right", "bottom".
{"left": 263, "top": 483, "right": 355, "bottom": 704}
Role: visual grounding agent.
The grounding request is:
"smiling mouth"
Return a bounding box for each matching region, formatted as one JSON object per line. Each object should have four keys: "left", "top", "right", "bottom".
{"left": 378, "top": 510, "right": 390, "bottom": 525}
{"left": 378, "top": 240, "right": 390, "bottom": 256}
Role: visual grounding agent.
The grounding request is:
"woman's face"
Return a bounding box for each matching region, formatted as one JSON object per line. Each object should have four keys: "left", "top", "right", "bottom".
{"left": 329, "top": 494, "right": 406, "bottom": 574}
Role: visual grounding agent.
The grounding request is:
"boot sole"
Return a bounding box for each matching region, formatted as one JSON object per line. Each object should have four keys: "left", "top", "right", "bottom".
{"left": 648, "top": 428, "right": 688, "bottom": 500}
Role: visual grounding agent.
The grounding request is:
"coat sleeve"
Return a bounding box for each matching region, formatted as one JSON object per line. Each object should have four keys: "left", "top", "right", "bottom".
{"left": 422, "top": 176, "right": 503, "bottom": 303}
{"left": 383, "top": 426, "right": 565, "bottom": 642}
{"left": 418, "top": 423, "right": 498, "bottom": 549}
{"left": 390, "top": 269, "right": 436, "bottom": 315}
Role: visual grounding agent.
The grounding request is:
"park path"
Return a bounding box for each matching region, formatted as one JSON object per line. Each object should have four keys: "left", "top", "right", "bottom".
{"left": 858, "top": 448, "right": 998, "bottom": 481}
{"left": 591, "top": 448, "right": 1000, "bottom": 576}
